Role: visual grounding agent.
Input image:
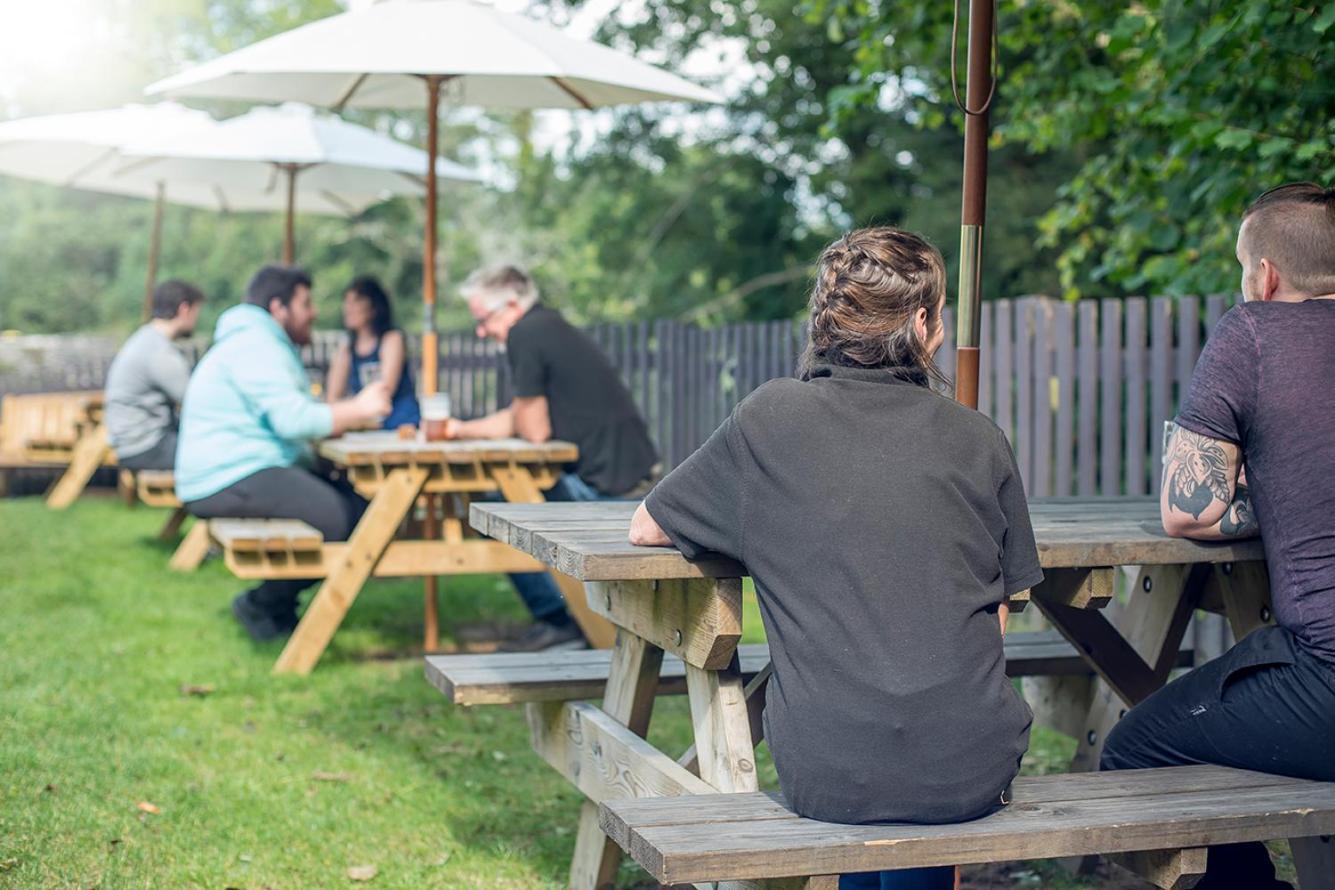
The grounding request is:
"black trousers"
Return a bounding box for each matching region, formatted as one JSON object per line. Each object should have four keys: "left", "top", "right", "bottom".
{"left": 185, "top": 465, "right": 367, "bottom": 615}
{"left": 1101, "top": 624, "right": 1335, "bottom": 888}
{"left": 118, "top": 431, "right": 178, "bottom": 472}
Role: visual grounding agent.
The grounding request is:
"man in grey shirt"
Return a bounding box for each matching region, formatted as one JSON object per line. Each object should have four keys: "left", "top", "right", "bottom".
{"left": 104, "top": 280, "right": 204, "bottom": 471}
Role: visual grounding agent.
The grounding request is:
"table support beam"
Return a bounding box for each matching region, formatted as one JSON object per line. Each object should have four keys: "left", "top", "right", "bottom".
{"left": 274, "top": 465, "right": 429, "bottom": 675}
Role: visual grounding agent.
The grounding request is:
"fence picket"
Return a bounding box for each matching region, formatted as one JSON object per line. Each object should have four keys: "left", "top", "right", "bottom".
{"left": 1149, "top": 298, "right": 1174, "bottom": 492}
{"left": 1076, "top": 301, "right": 1098, "bottom": 496}
{"left": 1054, "top": 300, "right": 1076, "bottom": 497}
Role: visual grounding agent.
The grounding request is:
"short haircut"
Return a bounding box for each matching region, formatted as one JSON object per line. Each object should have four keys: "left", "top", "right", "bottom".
{"left": 461, "top": 264, "right": 539, "bottom": 312}
{"left": 151, "top": 279, "right": 205, "bottom": 320}
{"left": 1241, "top": 182, "right": 1335, "bottom": 297}
{"left": 244, "top": 265, "right": 313, "bottom": 310}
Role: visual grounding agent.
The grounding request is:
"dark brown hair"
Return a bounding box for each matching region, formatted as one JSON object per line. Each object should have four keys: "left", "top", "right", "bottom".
{"left": 1241, "top": 182, "right": 1335, "bottom": 297}
{"left": 151, "top": 279, "right": 204, "bottom": 320}
{"left": 799, "top": 226, "right": 947, "bottom": 384}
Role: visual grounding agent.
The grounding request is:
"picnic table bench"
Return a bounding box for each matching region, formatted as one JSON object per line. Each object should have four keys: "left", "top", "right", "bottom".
{"left": 452, "top": 497, "right": 1335, "bottom": 890}
{"left": 0, "top": 391, "right": 112, "bottom": 500}
{"left": 425, "top": 631, "right": 1194, "bottom": 707}
{"left": 210, "top": 432, "right": 616, "bottom": 675}
{"left": 602, "top": 766, "right": 1335, "bottom": 889}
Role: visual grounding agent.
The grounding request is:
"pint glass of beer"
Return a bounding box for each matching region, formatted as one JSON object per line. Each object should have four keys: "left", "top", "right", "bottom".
{"left": 422, "top": 393, "right": 452, "bottom": 441}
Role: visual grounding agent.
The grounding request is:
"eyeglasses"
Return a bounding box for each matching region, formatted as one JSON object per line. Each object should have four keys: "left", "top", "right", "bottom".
{"left": 474, "top": 303, "right": 508, "bottom": 335}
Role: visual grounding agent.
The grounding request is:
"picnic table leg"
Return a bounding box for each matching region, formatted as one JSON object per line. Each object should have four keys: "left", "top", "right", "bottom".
{"left": 169, "top": 519, "right": 211, "bottom": 571}
{"left": 423, "top": 493, "right": 440, "bottom": 652}
{"left": 273, "top": 465, "right": 429, "bottom": 675}
{"left": 45, "top": 426, "right": 110, "bottom": 510}
{"left": 489, "top": 465, "right": 617, "bottom": 649}
{"left": 567, "top": 629, "right": 665, "bottom": 890}
{"left": 156, "top": 506, "right": 190, "bottom": 542}
{"left": 118, "top": 469, "right": 138, "bottom": 507}
{"left": 1036, "top": 564, "right": 1205, "bottom": 772}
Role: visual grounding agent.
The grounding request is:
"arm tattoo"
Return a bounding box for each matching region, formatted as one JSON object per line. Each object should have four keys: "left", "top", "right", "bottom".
{"left": 1165, "top": 430, "right": 1232, "bottom": 519}
{"left": 1219, "top": 484, "right": 1260, "bottom": 537}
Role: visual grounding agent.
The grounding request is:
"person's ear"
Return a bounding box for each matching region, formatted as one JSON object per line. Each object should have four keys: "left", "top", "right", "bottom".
{"left": 1259, "top": 258, "right": 1281, "bottom": 301}
{"left": 268, "top": 296, "right": 286, "bottom": 318}
{"left": 914, "top": 306, "right": 929, "bottom": 341}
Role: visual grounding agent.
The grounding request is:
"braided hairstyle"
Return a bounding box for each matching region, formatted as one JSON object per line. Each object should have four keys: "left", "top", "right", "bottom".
{"left": 799, "top": 226, "right": 947, "bottom": 384}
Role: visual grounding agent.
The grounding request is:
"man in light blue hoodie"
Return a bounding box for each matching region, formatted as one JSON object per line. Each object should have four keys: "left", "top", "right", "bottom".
{"left": 177, "top": 265, "right": 389, "bottom": 641}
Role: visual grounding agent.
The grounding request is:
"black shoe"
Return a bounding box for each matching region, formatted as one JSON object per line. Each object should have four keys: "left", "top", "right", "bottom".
{"left": 498, "top": 620, "right": 587, "bottom": 653}
{"left": 231, "top": 591, "right": 289, "bottom": 642}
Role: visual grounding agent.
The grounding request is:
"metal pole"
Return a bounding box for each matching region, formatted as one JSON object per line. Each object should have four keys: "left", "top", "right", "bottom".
{"left": 140, "top": 181, "right": 166, "bottom": 322}
{"left": 421, "top": 75, "right": 443, "bottom": 397}
{"left": 283, "top": 164, "right": 297, "bottom": 265}
{"left": 954, "top": 0, "right": 995, "bottom": 409}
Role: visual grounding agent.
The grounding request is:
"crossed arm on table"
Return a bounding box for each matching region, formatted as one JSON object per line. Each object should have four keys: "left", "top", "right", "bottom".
{"left": 1160, "top": 426, "right": 1260, "bottom": 541}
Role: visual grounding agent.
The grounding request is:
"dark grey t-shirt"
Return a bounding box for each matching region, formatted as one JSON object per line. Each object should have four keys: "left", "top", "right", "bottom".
{"left": 645, "top": 363, "right": 1043, "bottom": 825}
{"left": 508, "top": 305, "right": 658, "bottom": 496}
{"left": 1176, "top": 300, "right": 1335, "bottom": 662}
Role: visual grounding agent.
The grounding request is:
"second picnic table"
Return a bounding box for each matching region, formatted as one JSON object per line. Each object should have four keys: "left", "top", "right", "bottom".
{"left": 271, "top": 431, "right": 615, "bottom": 675}
{"left": 461, "top": 496, "right": 1272, "bottom": 889}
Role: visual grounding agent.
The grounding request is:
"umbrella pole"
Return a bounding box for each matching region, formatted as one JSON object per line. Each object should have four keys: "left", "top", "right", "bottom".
{"left": 421, "top": 76, "right": 444, "bottom": 650}
{"left": 283, "top": 164, "right": 297, "bottom": 264}
{"left": 953, "top": 0, "right": 995, "bottom": 409}
{"left": 141, "top": 181, "right": 166, "bottom": 322}
{"left": 422, "top": 75, "right": 443, "bottom": 397}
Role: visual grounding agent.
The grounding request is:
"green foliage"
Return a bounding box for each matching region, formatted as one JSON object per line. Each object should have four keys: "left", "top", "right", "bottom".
{"left": 806, "top": 0, "right": 1335, "bottom": 298}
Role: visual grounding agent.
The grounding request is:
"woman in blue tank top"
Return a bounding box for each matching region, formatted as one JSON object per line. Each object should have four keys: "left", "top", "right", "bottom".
{"left": 325, "top": 276, "right": 420, "bottom": 429}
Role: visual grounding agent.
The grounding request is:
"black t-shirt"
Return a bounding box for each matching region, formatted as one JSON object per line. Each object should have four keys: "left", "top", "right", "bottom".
{"left": 645, "top": 363, "right": 1043, "bottom": 825}
{"left": 507, "top": 304, "right": 658, "bottom": 496}
{"left": 1176, "top": 300, "right": 1335, "bottom": 662}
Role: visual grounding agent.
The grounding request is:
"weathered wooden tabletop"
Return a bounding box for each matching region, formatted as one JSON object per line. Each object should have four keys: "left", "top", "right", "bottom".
{"left": 470, "top": 496, "right": 1266, "bottom": 581}
{"left": 319, "top": 431, "right": 578, "bottom": 466}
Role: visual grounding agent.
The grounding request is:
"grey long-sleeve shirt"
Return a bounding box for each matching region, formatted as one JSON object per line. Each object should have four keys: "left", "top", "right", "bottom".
{"left": 104, "top": 324, "right": 191, "bottom": 460}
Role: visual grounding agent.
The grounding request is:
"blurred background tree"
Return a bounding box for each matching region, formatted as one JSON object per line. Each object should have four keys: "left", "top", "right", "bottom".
{"left": 0, "top": 0, "right": 1329, "bottom": 335}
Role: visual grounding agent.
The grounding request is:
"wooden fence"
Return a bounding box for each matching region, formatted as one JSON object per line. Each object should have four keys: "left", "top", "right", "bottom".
{"left": 0, "top": 294, "right": 1238, "bottom": 495}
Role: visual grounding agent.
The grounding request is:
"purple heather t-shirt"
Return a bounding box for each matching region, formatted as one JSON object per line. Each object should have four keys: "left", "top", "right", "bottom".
{"left": 1175, "top": 299, "right": 1335, "bottom": 662}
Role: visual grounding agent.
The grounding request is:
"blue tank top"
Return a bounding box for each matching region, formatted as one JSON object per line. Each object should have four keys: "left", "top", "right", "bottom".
{"left": 347, "top": 332, "right": 421, "bottom": 429}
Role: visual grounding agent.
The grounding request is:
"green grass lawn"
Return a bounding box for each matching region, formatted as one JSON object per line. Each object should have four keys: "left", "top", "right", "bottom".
{"left": 2, "top": 493, "right": 1149, "bottom": 888}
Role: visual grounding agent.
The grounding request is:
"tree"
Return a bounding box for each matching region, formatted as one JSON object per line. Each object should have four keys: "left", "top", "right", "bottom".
{"left": 807, "top": 0, "right": 1335, "bottom": 298}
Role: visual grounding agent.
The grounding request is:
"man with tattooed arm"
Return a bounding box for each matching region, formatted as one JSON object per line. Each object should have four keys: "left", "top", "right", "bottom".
{"left": 1099, "top": 183, "right": 1335, "bottom": 889}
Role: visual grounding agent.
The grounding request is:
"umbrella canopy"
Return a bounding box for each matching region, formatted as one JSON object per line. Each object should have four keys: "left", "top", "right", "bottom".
{"left": 0, "top": 102, "right": 229, "bottom": 318}
{"left": 117, "top": 102, "right": 480, "bottom": 217}
{"left": 117, "top": 102, "right": 481, "bottom": 260}
{"left": 0, "top": 102, "right": 224, "bottom": 209}
{"left": 146, "top": 0, "right": 722, "bottom": 111}
{"left": 146, "top": 0, "right": 724, "bottom": 399}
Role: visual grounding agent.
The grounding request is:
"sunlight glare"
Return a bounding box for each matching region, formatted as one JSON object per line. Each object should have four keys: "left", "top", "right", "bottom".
{"left": 0, "top": 0, "right": 99, "bottom": 79}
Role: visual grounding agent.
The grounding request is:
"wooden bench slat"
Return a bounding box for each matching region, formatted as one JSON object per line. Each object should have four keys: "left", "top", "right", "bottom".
{"left": 601, "top": 766, "right": 1335, "bottom": 884}
{"left": 209, "top": 518, "right": 324, "bottom": 552}
{"left": 424, "top": 631, "right": 1194, "bottom": 706}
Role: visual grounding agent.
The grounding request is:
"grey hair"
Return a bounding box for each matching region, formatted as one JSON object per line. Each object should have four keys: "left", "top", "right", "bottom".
{"left": 460, "top": 264, "right": 540, "bottom": 312}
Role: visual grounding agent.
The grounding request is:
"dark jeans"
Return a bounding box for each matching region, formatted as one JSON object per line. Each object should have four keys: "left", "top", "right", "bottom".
{"left": 508, "top": 472, "right": 613, "bottom": 622}
{"left": 118, "top": 431, "right": 177, "bottom": 472}
{"left": 185, "top": 465, "right": 367, "bottom": 617}
{"left": 1101, "top": 624, "right": 1335, "bottom": 888}
{"left": 839, "top": 867, "right": 954, "bottom": 889}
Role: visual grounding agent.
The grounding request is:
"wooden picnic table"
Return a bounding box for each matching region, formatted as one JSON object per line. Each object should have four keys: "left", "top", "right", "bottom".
{"left": 468, "top": 495, "right": 1276, "bottom": 890}
{"left": 271, "top": 431, "right": 614, "bottom": 675}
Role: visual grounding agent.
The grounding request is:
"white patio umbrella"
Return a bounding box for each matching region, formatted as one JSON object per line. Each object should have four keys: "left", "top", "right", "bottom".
{"left": 147, "top": 0, "right": 723, "bottom": 395}
{"left": 117, "top": 102, "right": 481, "bottom": 264}
{"left": 0, "top": 103, "right": 223, "bottom": 318}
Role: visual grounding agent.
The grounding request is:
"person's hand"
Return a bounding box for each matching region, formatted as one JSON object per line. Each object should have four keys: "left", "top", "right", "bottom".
{"left": 353, "top": 381, "right": 391, "bottom": 424}
{"left": 443, "top": 418, "right": 465, "bottom": 440}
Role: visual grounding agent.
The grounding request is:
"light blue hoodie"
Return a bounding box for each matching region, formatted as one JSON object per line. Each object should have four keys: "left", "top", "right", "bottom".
{"left": 175, "top": 304, "right": 333, "bottom": 502}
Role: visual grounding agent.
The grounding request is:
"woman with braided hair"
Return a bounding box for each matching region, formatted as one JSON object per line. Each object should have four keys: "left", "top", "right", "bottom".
{"left": 630, "top": 226, "right": 1042, "bottom": 889}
